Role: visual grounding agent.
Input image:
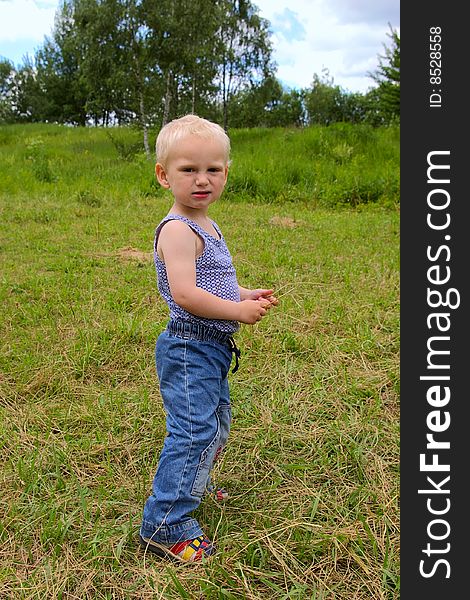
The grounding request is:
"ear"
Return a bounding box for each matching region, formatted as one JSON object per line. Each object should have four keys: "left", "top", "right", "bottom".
{"left": 223, "top": 164, "right": 229, "bottom": 184}
{"left": 155, "top": 163, "right": 170, "bottom": 188}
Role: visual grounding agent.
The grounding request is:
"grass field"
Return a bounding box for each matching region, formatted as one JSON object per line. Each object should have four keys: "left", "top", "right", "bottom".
{"left": 0, "top": 124, "right": 399, "bottom": 599}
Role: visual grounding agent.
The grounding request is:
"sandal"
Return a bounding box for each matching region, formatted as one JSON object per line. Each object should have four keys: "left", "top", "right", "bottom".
{"left": 212, "top": 487, "right": 229, "bottom": 502}
{"left": 205, "top": 484, "right": 229, "bottom": 502}
{"left": 139, "top": 534, "right": 215, "bottom": 562}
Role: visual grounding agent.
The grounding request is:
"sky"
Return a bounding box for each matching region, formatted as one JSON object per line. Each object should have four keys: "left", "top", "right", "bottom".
{"left": 0, "top": 0, "right": 400, "bottom": 94}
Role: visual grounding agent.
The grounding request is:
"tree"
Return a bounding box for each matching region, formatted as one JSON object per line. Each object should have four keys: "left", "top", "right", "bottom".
{"left": 304, "top": 69, "right": 345, "bottom": 125}
{"left": 216, "top": 0, "right": 274, "bottom": 130}
{"left": 0, "top": 58, "right": 15, "bottom": 123}
{"left": 143, "top": 0, "right": 221, "bottom": 126}
{"left": 267, "top": 88, "right": 305, "bottom": 127}
{"left": 72, "top": 0, "right": 124, "bottom": 126}
{"left": 4, "top": 0, "right": 276, "bottom": 130}
{"left": 11, "top": 56, "right": 45, "bottom": 122}
{"left": 227, "top": 75, "right": 280, "bottom": 127}
{"left": 32, "top": 2, "right": 88, "bottom": 125}
{"left": 228, "top": 76, "right": 305, "bottom": 128}
{"left": 368, "top": 24, "right": 400, "bottom": 122}
{"left": 73, "top": 0, "right": 156, "bottom": 155}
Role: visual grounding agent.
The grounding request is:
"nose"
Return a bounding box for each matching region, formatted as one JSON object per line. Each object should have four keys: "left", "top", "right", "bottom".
{"left": 195, "top": 171, "right": 209, "bottom": 186}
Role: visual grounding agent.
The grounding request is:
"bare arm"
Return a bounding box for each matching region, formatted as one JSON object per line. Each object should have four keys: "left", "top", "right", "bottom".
{"left": 159, "top": 220, "right": 271, "bottom": 325}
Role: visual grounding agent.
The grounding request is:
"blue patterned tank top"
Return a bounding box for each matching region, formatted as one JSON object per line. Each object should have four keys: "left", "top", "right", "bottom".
{"left": 154, "top": 214, "right": 240, "bottom": 334}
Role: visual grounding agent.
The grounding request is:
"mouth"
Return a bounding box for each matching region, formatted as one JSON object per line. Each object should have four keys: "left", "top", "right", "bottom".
{"left": 191, "top": 191, "right": 210, "bottom": 198}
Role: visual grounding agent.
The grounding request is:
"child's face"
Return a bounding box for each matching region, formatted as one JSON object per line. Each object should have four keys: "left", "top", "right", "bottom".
{"left": 156, "top": 135, "right": 228, "bottom": 213}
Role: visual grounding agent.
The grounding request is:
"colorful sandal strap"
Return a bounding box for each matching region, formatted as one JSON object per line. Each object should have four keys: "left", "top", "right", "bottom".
{"left": 170, "top": 535, "right": 215, "bottom": 561}
{"left": 214, "top": 487, "right": 229, "bottom": 501}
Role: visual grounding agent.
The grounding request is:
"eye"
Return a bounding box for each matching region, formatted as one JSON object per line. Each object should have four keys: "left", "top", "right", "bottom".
{"left": 208, "top": 167, "right": 223, "bottom": 173}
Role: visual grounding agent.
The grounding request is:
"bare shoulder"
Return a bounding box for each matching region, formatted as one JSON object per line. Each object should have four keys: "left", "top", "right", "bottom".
{"left": 159, "top": 219, "right": 197, "bottom": 243}
{"left": 160, "top": 218, "right": 194, "bottom": 235}
{"left": 157, "top": 219, "right": 198, "bottom": 260}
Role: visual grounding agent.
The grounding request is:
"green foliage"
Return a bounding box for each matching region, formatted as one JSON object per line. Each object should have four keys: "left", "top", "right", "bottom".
{"left": 226, "top": 123, "right": 399, "bottom": 207}
{"left": 2, "top": 0, "right": 274, "bottom": 132}
{"left": 31, "top": 3, "right": 89, "bottom": 125}
{"left": 304, "top": 69, "right": 343, "bottom": 125}
{"left": 0, "top": 122, "right": 399, "bottom": 209}
{"left": 367, "top": 24, "right": 400, "bottom": 123}
{"left": 0, "top": 5, "right": 399, "bottom": 130}
{"left": 0, "top": 58, "right": 15, "bottom": 123}
{"left": 74, "top": 189, "right": 102, "bottom": 207}
{"left": 228, "top": 77, "right": 306, "bottom": 128}
{"left": 143, "top": 0, "right": 226, "bottom": 125}
{"left": 105, "top": 129, "right": 144, "bottom": 161}
{"left": 25, "top": 137, "right": 56, "bottom": 183}
{"left": 216, "top": 0, "right": 275, "bottom": 129}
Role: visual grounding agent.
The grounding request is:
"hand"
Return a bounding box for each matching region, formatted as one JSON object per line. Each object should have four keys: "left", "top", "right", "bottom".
{"left": 237, "top": 299, "right": 271, "bottom": 324}
{"left": 246, "top": 288, "right": 279, "bottom": 307}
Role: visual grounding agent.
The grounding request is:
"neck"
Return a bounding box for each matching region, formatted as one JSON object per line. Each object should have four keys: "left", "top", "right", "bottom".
{"left": 169, "top": 204, "right": 209, "bottom": 221}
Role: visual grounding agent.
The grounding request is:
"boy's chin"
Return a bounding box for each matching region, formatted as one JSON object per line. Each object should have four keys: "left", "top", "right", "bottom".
{"left": 183, "top": 196, "right": 219, "bottom": 207}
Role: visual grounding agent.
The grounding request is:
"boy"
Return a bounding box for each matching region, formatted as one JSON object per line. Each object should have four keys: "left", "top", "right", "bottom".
{"left": 139, "top": 115, "right": 277, "bottom": 562}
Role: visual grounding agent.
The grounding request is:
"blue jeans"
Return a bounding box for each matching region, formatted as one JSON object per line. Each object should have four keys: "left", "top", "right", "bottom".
{"left": 140, "top": 323, "right": 233, "bottom": 545}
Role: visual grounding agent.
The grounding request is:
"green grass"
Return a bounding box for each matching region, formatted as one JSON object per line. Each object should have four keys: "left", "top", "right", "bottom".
{"left": 228, "top": 124, "right": 399, "bottom": 207}
{"left": 0, "top": 122, "right": 399, "bottom": 207}
{"left": 0, "top": 123, "right": 399, "bottom": 599}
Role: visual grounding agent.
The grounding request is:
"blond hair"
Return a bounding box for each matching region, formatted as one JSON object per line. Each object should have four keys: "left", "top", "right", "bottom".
{"left": 156, "top": 114, "right": 230, "bottom": 167}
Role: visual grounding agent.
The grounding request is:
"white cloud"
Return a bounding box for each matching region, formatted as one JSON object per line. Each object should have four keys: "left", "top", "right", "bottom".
{"left": 326, "top": 0, "right": 399, "bottom": 26}
{"left": 0, "top": 0, "right": 56, "bottom": 43}
{"left": 255, "top": 0, "right": 399, "bottom": 92}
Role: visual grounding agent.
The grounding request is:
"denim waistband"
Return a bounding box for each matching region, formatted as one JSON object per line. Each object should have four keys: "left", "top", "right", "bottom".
{"left": 166, "top": 320, "right": 241, "bottom": 373}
